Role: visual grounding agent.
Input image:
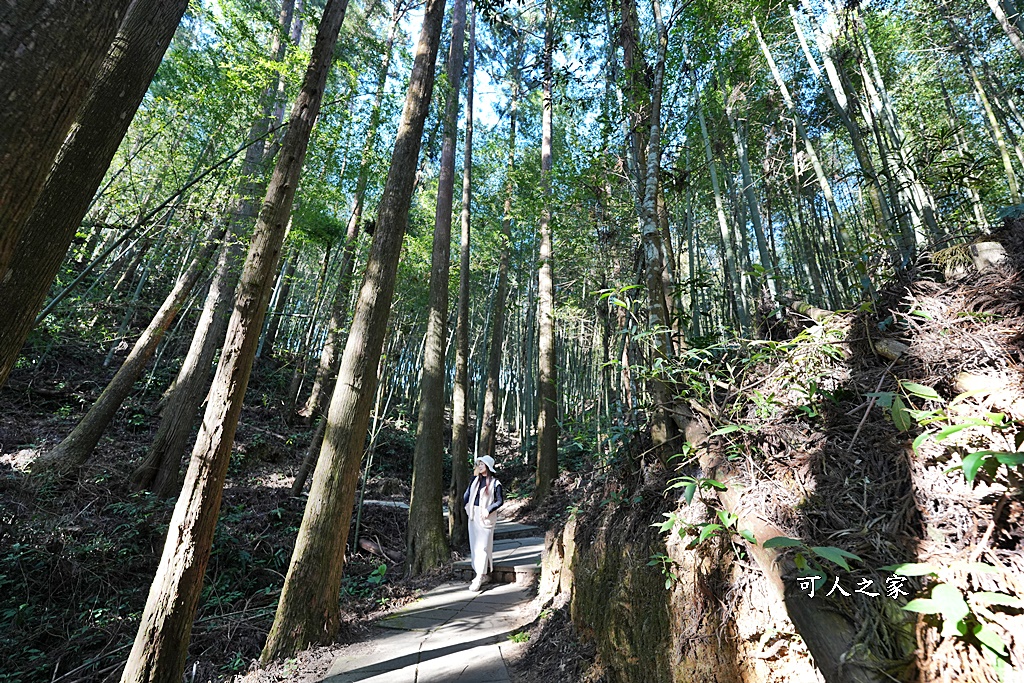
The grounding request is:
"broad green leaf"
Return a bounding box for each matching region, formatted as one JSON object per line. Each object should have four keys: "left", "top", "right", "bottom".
{"left": 682, "top": 482, "right": 696, "bottom": 506}
{"left": 701, "top": 478, "right": 728, "bottom": 491}
{"left": 763, "top": 536, "right": 803, "bottom": 549}
{"left": 697, "top": 523, "right": 722, "bottom": 544}
{"left": 717, "top": 510, "right": 738, "bottom": 528}
{"left": 961, "top": 451, "right": 986, "bottom": 482}
{"left": 901, "top": 381, "right": 941, "bottom": 400}
{"left": 973, "top": 623, "right": 1008, "bottom": 656}
{"left": 738, "top": 528, "right": 757, "bottom": 544}
{"left": 809, "top": 546, "right": 861, "bottom": 571}
{"left": 892, "top": 396, "right": 913, "bottom": 432}
{"left": 930, "top": 583, "right": 970, "bottom": 625}
{"left": 866, "top": 391, "right": 895, "bottom": 408}
{"left": 995, "top": 452, "right": 1024, "bottom": 466}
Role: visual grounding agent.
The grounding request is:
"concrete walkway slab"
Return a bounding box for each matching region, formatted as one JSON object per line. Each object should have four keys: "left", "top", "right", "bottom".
{"left": 322, "top": 579, "right": 536, "bottom": 683}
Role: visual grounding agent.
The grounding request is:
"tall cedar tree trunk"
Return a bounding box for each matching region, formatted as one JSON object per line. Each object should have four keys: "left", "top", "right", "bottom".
{"left": 0, "top": 0, "right": 189, "bottom": 389}
{"left": 118, "top": 0, "right": 350, "bottom": 678}
{"left": 261, "top": 0, "right": 447, "bottom": 659}
{"left": 0, "top": 0, "right": 134, "bottom": 288}
{"left": 32, "top": 226, "right": 224, "bottom": 477}
{"left": 477, "top": 37, "right": 521, "bottom": 461}
{"left": 535, "top": 0, "right": 559, "bottom": 501}
{"left": 132, "top": 0, "right": 301, "bottom": 495}
{"left": 449, "top": 5, "right": 475, "bottom": 548}
{"left": 636, "top": 0, "right": 676, "bottom": 462}
{"left": 297, "top": 4, "right": 403, "bottom": 432}
{"left": 407, "top": 0, "right": 467, "bottom": 574}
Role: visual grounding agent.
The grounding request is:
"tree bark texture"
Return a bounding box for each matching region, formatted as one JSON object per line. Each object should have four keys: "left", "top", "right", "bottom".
{"left": 260, "top": 0, "right": 447, "bottom": 659}
{"left": 450, "top": 4, "right": 475, "bottom": 549}
{"left": 407, "top": 0, "right": 467, "bottom": 575}
{"left": 0, "top": 0, "right": 190, "bottom": 390}
{"left": 118, "top": 0, "right": 351, "bottom": 678}
{"left": 33, "top": 225, "right": 223, "bottom": 478}
{"left": 535, "top": 0, "right": 559, "bottom": 501}
{"left": 0, "top": 0, "right": 135, "bottom": 287}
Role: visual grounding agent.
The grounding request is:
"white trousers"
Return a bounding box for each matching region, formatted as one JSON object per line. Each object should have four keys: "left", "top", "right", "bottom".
{"left": 468, "top": 513, "right": 495, "bottom": 576}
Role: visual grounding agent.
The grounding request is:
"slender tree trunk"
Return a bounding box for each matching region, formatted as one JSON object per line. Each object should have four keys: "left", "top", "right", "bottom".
{"left": 261, "top": 0, "right": 447, "bottom": 659}
{"left": 694, "top": 82, "right": 748, "bottom": 331}
{"left": 725, "top": 92, "right": 778, "bottom": 300}
{"left": 0, "top": 0, "right": 189, "bottom": 389}
{"left": 535, "top": 0, "right": 559, "bottom": 501}
{"left": 792, "top": 2, "right": 895, "bottom": 238}
{"left": 119, "top": 1, "right": 351, "bottom": 678}
{"left": 478, "top": 39, "right": 521, "bottom": 460}
{"left": 301, "top": 7, "right": 399, "bottom": 421}
{"left": 635, "top": 0, "right": 677, "bottom": 461}
{"left": 132, "top": 232, "right": 243, "bottom": 496}
{"left": 284, "top": 244, "right": 332, "bottom": 421}
{"left": 987, "top": 0, "right": 1024, "bottom": 62}
{"left": 261, "top": 248, "right": 299, "bottom": 357}
{"left": 755, "top": 17, "right": 852, "bottom": 272}
{"left": 449, "top": 5, "right": 475, "bottom": 548}
{"left": 32, "top": 225, "right": 223, "bottom": 477}
{"left": 0, "top": 0, "right": 135, "bottom": 284}
{"left": 133, "top": 0, "right": 302, "bottom": 494}
{"left": 407, "top": 0, "right": 466, "bottom": 575}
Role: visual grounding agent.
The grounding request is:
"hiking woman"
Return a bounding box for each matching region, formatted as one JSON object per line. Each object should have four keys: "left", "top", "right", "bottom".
{"left": 463, "top": 455, "right": 504, "bottom": 592}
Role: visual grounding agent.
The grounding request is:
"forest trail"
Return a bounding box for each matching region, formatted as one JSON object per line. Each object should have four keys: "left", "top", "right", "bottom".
{"left": 323, "top": 516, "right": 543, "bottom": 682}
{"left": 323, "top": 581, "right": 534, "bottom": 682}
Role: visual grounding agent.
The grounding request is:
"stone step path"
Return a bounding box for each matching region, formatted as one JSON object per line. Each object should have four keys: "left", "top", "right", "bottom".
{"left": 452, "top": 533, "right": 544, "bottom": 585}
{"left": 322, "top": 581, "right": 536, "bottom": 683}
{"left": 360, "top": 501, "right": 544, "bottom": 586}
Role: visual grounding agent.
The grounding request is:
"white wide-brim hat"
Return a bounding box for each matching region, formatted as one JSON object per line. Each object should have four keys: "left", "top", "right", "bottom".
{"left": 475, "top": 455, "right": 496, "bottom": 473}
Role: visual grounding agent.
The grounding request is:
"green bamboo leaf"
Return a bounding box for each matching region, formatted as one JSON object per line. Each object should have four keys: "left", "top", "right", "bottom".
{"left": 809, "top": 546, "right": 860, "bottom": 571}
{"left": 717, "top": 509, "right": 738, "bottom": 528}
{"left": 900, "top": 381, "right": 941, "bottom": 400}
{"left": 930, "top": 583, "right": 970, "bottom": 625}
{"left": 763, "top": 536, "right": 803, "bottom": 549}
{"left": 738, "top": 528, "right": 757, "bottom": 544}
{"left": 933, "top": 423, "right": 976, "bottom": 442}
{"left": 912, "top": 431, "right": 934, "bottom": 454}
{"left": 881, "top": 562, "right": 940, "bottom": 576}
{"left": 710, "top": 425, "right": 741, "bottom": 436}
{"left": 904, "top": 598, "right": 941, "bottom": 614}
{"left": 697, "top": 523, "right": 723, "bottom": 544}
